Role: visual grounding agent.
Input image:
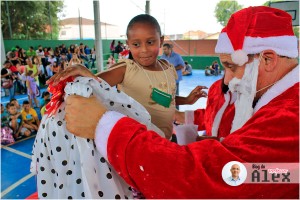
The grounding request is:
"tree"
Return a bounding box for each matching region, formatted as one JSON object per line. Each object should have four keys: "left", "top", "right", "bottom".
{"left": 1, "top": 1, "right": 64, "bottom": 40}
{"left": 214, "top": 1, "right": 243, "bottom": 27}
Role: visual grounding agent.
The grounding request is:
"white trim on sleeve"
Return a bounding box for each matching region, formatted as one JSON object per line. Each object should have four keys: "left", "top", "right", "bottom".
{"left": 94, "top": 111, "right": 125, "bottom": 160}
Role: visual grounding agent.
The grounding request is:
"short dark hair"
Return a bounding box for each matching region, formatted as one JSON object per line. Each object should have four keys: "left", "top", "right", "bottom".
{"left": 126, "top": 14, "right": 161, "bottom": 37}
{"left": 3, "top": 60, "right": 11, "bottom": 65}
{"left": 23, "top": 100, "right": 30, "bottom": 105}
{"left": 10, "top": 98, "right": 17, "bottom": 102}
{"left": 163, "top": 43, "right": 172, "bottom": 49}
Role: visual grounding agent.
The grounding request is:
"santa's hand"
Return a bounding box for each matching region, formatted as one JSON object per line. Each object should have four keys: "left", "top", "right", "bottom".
{"left": 46, "top": 64, "right": 100, "bottom": 86}
{"left": 65, "top": 95, "right": 107, "bottom": 139}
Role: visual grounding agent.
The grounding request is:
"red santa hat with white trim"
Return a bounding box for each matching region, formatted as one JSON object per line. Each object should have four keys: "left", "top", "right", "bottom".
{"left": 215, "top": 6, "right": 298, "bottom": 66}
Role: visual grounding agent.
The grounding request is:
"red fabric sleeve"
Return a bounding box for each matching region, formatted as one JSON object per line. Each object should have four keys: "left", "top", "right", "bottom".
{"left": 194, "top": 108, "right": 205, "bottom": 130}
{"left": 107, "top": 84, "right": 299, "bottom": 198}
{"left": 194, "top": 79, "right": 227, "bottom": 134}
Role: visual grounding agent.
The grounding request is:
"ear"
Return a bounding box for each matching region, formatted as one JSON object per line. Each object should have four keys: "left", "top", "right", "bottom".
{"left": 261, "top": 50, "right": 277, "bottom": 72}
{"left": 160, "top": 36, "right": 164, "bottom": 48}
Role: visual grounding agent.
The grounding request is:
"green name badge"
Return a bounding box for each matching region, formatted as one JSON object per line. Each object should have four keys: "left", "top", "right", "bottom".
{"left": 151, "top": 88, "right": 172, "bottom": 108}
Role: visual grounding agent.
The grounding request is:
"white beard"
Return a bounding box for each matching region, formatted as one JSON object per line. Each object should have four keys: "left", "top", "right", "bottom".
{"left": 229, "top": 58, "right": 259, "bottom": 133}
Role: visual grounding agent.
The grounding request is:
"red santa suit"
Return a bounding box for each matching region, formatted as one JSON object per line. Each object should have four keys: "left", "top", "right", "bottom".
{"left": 193, "top": 79, "right": 235, "bottom": 138}
{"left": 94, "top": 65, "right": 299, "bottom": 198}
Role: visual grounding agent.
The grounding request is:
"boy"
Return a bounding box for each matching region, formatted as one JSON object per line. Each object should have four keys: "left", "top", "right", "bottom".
{"left": 7, "top": 103, "right": 31, "bottom": 139}
{"left": 21, "top": 100, "right": 40, "bottom": 132}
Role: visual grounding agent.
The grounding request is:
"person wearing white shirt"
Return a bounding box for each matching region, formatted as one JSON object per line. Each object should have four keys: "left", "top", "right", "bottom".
{"left": 225, "top": 164, "right": 242, "bottom": 186}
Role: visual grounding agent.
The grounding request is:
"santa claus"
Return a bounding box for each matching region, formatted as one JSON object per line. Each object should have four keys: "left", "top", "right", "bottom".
{"left": 64, "top": 6, "right": 299, "bottom": 198}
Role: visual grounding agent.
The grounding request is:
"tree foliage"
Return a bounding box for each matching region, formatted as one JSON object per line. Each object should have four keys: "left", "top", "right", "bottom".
{"left": 214, "top": 1, "right": 243, "bottom": 27}
{"left": 1, "top": 1, "right": 64, "bottom": 40}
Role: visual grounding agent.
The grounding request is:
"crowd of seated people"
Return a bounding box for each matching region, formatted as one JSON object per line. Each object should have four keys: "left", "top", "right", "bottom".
{"left": 1, "top": 43, "right": 100, "bottom": 144}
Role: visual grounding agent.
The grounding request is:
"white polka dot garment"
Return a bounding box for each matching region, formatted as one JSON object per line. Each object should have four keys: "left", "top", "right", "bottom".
{"left": 31, "top": 77, "right": 163, "bottom": 199}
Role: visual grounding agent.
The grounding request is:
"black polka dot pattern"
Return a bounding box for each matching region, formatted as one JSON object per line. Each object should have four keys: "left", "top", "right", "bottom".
{"left": 31, "top": 77, "right": 156, "bottom": 198}
{"left": 57, "top": 121, "right": 63, "bottom": 126}
{"left": 56, "top": 146, "right": 61, "bottom": 152}
{"left": 106, "top": 173, "right": 112, "bottom": 179}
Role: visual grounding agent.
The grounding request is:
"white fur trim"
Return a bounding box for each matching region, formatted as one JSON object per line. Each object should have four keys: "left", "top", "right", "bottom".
{"left": 254, "top": 65, "right": 299, "bottom": 113}
{"left": 231, "top": 50, "right": 248, "bottom": 66}
{"left": 211, "top": 93, "right": 230, "bottom": 137}
{"left": 215, "top": 33, "right": 234, "bottom": 54}
{"left": 95, "top": 111, "right": 125, "bottom": 160}
{"left": 215, "top": 33, "right": 298, "bottom": 58}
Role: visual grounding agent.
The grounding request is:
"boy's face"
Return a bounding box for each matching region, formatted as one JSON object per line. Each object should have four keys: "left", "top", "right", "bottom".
{"left": 126, "top": 23, "right": 163, "bottom": 68}
{"left": 23, "top": 104, "right": 31, "bottom": 111}
{"left": 11, "top": 101, "right": 19, "bottom": 107}
{"left": 8, "top": 105, "right": 17, "bottom": 115}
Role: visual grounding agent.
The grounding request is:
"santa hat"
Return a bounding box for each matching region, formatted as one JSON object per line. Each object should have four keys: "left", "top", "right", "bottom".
{"left": 215, "top": 6, "right": 298, "bottom": 66}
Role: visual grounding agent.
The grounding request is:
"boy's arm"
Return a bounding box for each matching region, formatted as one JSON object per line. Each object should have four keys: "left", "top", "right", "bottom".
{"left": 175, "top": 86, "right": 207, "bottom": 105}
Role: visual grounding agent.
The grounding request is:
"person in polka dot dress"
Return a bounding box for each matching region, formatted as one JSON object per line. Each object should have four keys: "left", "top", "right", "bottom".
{"left": 31, "top": 76, "right": 164, "bottom": 199}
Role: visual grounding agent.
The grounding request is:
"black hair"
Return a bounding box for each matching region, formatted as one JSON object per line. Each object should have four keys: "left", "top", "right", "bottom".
{"left": 163, "top": 43, "right": 172, "bottom": 49}
{"left": 221, "top": 77, "right": 229, "bottom": 94}
{"left": 10, "top": 98, "right": 17, "bottom": 102}
{"left": 23, "top": 100, "right": 30, "bottom": 105}
{"left": 128, "top": 51, "right": 133, "bottom": 60}
{"left": 3, "top": 60, "right": 11, "bottom": 65}
{"left": 41, "top": 91, "right": 50, "bottom": 98}
{"left": 126, "top": 14, "right": 161, "bottom": 37}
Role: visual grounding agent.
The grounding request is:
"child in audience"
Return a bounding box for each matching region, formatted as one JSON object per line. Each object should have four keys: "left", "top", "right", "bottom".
{"left": 21, "top": 100, "right": 39, "bottom": 132}
{"left": 10, "top": 98, "right": 21, "bottom": 112}
{"left": 1, "top": 104, "right": 14, "bottom": 144}
{"left": 39, "top": 91, "right": 50, "bottom": 109}
{"left": 1, "top": 104, "right": 10, "bottom": 128}
{"left": 7, "top": 103, "right": 31, "bottom": 139}
{"left": 40, "top": 99, "right": 50, "bottom": 117}
{"left": 26, "top": 70, "right": 39, "bottom": 108}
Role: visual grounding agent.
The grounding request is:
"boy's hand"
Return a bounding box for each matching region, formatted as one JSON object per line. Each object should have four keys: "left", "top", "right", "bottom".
{"left": 186, "top": 86, "right": 208, "bottom": 105}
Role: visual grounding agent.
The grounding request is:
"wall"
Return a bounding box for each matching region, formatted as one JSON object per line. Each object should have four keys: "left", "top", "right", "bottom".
{"left": 160, "top": 39, "right": 218, "bottom": 56}
{"left": 58, "top": 25, "right": 121, "bottom": 40}
{"left": 182, "top": 56, "right": 221, "bottom": 70}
